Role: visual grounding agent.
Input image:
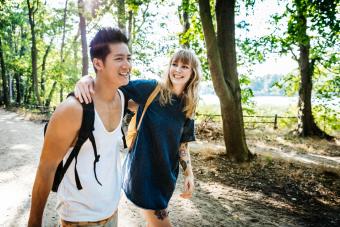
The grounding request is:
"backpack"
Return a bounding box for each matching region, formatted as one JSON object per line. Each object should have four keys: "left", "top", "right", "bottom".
{"left": 44, "top": 92, "right": 129, "bottom": 192}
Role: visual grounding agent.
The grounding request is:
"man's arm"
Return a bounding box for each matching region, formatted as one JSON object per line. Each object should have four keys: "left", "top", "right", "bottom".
{"left": 28, "top": 97, "right": 82, "bottom": 227}
{"left": 179, "top": 142, "right": 194, "bottom": 199}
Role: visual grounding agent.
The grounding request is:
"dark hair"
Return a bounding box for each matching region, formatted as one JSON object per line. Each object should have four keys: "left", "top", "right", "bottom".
{"left": 89, "top": 27, "right": 128, "bottom": 71}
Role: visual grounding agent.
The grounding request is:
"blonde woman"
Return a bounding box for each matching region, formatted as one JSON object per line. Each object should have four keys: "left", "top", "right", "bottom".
{"left": 75, "top": 49, "right": 201, "bottom": 227}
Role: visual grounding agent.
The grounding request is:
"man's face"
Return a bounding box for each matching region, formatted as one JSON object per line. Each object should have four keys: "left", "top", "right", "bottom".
{"left": 99, "top": 43, "right": 131, "bottom": 87}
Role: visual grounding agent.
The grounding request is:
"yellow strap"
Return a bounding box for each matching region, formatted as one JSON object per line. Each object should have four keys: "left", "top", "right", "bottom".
{"left": 136, "top": 84, "right": 161, "bottom": 131}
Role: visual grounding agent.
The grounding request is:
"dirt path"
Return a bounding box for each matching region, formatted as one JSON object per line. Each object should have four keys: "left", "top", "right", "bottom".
{"left": 0, "top": 108, "right": 339, "bottom": 227}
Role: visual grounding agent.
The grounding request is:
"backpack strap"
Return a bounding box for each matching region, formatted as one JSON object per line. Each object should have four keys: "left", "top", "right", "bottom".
{"left": 88, "top": 132, "right": 102, "bottom": 186}
{"left": 59, "top": 93, "right": 98, "bottom": 190}
{"left": 121, "top": 92, "right": 129, "bottom": 149}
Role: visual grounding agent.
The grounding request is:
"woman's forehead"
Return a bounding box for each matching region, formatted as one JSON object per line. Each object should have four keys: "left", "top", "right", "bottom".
{"left": 172, "top": 57, "right": 190, "bottom": 65}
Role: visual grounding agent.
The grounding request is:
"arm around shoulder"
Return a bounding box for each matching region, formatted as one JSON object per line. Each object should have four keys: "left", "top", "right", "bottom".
{"left": 28, "top": 97, "right": 82, "bottom": 227}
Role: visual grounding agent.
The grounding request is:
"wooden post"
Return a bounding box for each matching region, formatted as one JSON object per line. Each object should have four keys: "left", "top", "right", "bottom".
{"left": 274, "top": 114, "right": 278, "bottom": 130}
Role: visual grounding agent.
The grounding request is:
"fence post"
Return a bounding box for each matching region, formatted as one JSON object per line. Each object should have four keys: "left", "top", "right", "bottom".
{"left": 274, "top": 114, "right": 278, "bottom": 130}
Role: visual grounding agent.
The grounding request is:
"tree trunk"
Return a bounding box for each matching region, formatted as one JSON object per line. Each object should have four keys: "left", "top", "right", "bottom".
{"left": 27, "top": 0, "right": 41, "bottom": 105}
{"left": 198, "top": 0, "right": 252, "bottom": 162}
{"left": 45, "top": 0, "right": 68, "bottom": 108}
{"left": 41, "top": 37, "right": 53, "bottom": 96}
{"left": 179, "top": 0, "right": 190, "bottom": 48}
{"left": 127, "top": 10, "right": 133, "bottom": 40}
{"left": 9, "top": 74, "right": 13, "bottom": 101}
{"left": 0, "top": 36, "right": 10, "bottom": 106}
{"left": 24, "top": 78, "right": 33, "bottom": 105}
{"left": 296, "top": 3, "right": 332, "bottom": 140}
{"left": 15, "top": 73, "right": 21, "bottom": 104}
{"left": 117, "top": 0, "right": 127, "bottom": 35}
{"left": 78, "top": 0, "right": 88, "bottom": 76}
{"left": 61, "top": 0, "right": 68, "bottom": 63}
{"left": 127, "top": 10, "right": 135, "bottom": 52}
{"left": 45, "top": 81, "right": 57, "bottom": 108}
{"left": 60, "top": 86, "right": 64, "bottom": 103}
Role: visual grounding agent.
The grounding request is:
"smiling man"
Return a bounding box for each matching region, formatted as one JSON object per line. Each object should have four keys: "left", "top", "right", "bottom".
{"left": 28, "top": 27, "right": 131, "bottom": 227}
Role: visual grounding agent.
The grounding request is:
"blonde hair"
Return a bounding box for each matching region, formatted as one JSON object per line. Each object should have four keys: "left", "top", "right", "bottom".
{"left": 159, "top": 49, "right": 201, "bottom": 118}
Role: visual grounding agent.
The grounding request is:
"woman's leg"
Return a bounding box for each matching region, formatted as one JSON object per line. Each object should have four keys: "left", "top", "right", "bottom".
{"left": 141, "top": 208, "right": 172, "bottom": 227}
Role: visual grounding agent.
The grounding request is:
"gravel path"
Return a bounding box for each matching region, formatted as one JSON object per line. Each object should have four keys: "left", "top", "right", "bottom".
{"left": 1, "top": 108, "right": 339, "bottom": 227}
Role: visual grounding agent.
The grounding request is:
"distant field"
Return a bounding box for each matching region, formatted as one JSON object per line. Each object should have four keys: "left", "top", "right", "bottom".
{"left": 197, "top": 95, "right": 298, "bottom": 116}
{"left": 197, "top": 95, "right": 339, "bottom": 135}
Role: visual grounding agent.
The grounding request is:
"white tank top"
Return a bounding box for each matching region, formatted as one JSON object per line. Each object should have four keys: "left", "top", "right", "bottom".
{"left": 56, "top": 90, "right": 124, "bottom": 222}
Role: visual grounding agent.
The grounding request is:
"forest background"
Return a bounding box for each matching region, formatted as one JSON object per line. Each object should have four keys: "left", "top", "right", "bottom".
{"left": 0, "top": 0, "right": 339, "bottom": 159}
{"left": 0, "top": 0, "right": 339, "bottom": 226}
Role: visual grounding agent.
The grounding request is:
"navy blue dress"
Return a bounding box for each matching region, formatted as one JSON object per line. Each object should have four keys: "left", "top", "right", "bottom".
{"left": 121, "top": 79, "right": 195, "bottom": 210}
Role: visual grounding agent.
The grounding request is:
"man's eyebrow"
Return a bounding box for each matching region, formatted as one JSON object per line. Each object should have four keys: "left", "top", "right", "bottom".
{"left": 113, "top": 53, "right": 131, "bottom": 57}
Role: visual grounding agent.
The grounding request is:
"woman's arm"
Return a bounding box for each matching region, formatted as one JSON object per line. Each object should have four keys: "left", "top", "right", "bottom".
{"left": 179, "top": 142, "right": 194, "bottom": 199}
{"left": 74, "top": 75, "right": 95, "bottom": 104}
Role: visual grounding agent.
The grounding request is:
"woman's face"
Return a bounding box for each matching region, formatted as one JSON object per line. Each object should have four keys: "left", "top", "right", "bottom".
{"left": 169, "top": 60, "right": 192, "bottom": 90}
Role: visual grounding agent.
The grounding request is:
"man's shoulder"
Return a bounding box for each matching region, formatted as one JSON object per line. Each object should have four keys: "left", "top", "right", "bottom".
{"left": 50, "top": 96, "right": 83, "bottom": 124}
{"left": 57, "top": 96, "right": 83, "bottom": 114}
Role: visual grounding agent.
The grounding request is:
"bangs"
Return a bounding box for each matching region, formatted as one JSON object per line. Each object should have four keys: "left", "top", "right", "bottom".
{"left": 171, "top": 50, "right": 193, "bottom": 65}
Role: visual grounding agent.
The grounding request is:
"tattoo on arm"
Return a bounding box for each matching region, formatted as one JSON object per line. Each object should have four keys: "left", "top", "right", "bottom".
{"left": 179, "top": 150, "right": 187, "bottom": 158}
{"left": 179, "top": 143, "right": 188, "bottom": 150}
{"left": 180, "top": 159, "right": 188, "bottom": 172}
{"left": 154, "top": 209, "right": 169, "bottom": 220}
{"left": 179, "top": 143, "right": 191, "bottom": 175}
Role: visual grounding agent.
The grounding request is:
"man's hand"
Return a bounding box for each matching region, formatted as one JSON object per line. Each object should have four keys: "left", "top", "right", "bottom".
{"left": 74, "top": 75, "right": 95, "bottom": 104}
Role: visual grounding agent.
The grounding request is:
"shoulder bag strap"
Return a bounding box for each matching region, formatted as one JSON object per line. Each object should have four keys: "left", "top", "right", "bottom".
{"left": 136, "top": 84, "right": 161, "bottom": 131}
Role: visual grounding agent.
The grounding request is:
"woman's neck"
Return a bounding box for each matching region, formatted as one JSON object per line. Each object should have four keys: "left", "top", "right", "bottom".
{"left": 172, "top": 84, "right": 184, "bottom": 96}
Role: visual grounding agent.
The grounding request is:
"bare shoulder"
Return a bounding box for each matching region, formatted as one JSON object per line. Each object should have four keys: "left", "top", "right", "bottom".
{"left": 48, "top": 96, "right": 83, "bottom": 130}
{"left": 41, "top": 97, "right": 83, "bottom": 165}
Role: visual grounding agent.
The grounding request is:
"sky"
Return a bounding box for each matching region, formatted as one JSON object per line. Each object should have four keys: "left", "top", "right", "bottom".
{"left": 48, "top": 0, "right": 298, "bottom": 77}
{"left": 237, "top": 0, "right": 298, "bottom": 76}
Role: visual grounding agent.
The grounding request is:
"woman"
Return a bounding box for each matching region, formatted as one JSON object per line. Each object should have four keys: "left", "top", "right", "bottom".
{"left": 75, "top": 49, "right": 201, "bottom": 227}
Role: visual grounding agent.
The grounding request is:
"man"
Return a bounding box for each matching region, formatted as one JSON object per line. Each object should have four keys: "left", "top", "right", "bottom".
{"left": 28, "top": 27, "right": 131, "bottom": 227}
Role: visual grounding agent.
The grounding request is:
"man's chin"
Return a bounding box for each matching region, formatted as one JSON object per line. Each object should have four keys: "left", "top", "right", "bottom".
{"left": 120, "top": 79, "right": 129, "bottom": 87}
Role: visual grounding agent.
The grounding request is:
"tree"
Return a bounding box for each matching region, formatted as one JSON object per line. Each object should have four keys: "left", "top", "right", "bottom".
{"left": 178, "top": 0, "right": 190, "bottom": 48}
{"left": 27, "top": 0, "right": 41, "bottom": 105}
{"left": 0, "top": 36, "right": 9, "bottom": 106}
{"left": 78, "top": 0, "right": 89, "bottom": 76}
{"left": 45, "top": 0, "right": 69, "bottom": 108}
{"left": 293, "top": 0, "right": 337, "bottom": 139}
{"left": 268, "top": 0, "right": 339, "bottom": 139}
{"left": 117, "top": 0, "right": 127, "bottom": 35}
{"left": 198, "top": 0, "right": 252, "bottom": 162}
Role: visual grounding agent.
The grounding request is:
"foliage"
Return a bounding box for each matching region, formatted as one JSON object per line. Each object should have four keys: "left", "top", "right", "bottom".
{"left": 0, "top": 0, "right": 338, "bottom": 138}
{"left": 178, "top": 0, "right": 209, "bottom": 79}
{"left": 272, "top": 72, "right": 300, "bottom": 96}
{"left": 239, "top": 74, "right": 255, "bottom": 114}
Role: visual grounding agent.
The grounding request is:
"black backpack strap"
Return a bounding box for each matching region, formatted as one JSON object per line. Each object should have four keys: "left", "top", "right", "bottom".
{"left": 121, "top": 91, "right": 130, "bottom": 149}
{"left": 122, "top": 90, "right": 129, "bottom": 116}
{"left": 121, "top": 128, "right": 127, "bottom": 149}
{"left": 60, "top": 93, "right": 96, "bottom": 190}
{"left": 73, "top": 101, "right": 96, "bottom": 190}
{"left": 88, "top": 133, "right": 102, "bottom": 186}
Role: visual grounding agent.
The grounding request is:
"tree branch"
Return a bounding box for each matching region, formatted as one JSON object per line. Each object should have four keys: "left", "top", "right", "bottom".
{"left": 288, "top": 45, "right": 299, "bottom": 62}
{"left": 134, "top": 2, "right": 150, "bottom": 35}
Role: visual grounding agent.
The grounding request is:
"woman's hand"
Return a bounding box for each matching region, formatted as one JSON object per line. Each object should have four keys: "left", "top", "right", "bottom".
{"left": 180, "top": 175, "right": 194, "bottom": 199}
{"left": 178, "top": 142, "right": 194, "bottom": 199}
{"left": 74, "top": 75, "right": 95, "bottom": 103}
